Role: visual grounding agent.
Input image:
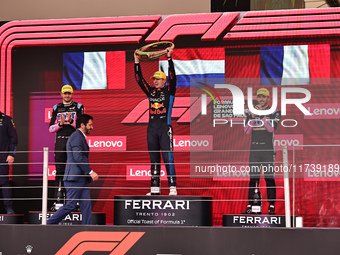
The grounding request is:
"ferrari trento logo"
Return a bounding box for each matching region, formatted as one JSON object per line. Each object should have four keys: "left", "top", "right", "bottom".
{"left": 56, "top": 231, "right": 145, "bottom": 255}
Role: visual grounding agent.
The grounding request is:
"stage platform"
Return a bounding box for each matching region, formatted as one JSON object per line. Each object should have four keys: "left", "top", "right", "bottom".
{"left": 114, "top": 195, "right": 212, "bottom": 226}
{"left": 0, "top": 225, "right": 339, "bottom": 254}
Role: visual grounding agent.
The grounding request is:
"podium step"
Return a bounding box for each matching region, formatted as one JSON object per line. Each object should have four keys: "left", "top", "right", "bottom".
{"left": 114, "top": 195, "right": 212, "bottom": 226}
{"left": 223, "top": 214, "right": 297, "bottom": 227}
{"left": 0, "top": 214, "right": 24, "bottom": 224}
{"left": 28, "top": 211, "right": 106, "bottom": 225}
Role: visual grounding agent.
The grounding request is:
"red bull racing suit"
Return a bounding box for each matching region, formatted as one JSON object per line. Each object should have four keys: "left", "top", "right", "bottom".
{"left": 134, "top": 58, "right": 176, "bottom": 192}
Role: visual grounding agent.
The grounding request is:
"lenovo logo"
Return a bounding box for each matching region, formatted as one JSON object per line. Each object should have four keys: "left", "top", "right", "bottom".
{"left": 274, "top": 134, "right": 303, "bottom": 150}
{"left": 45, "top": 108, "right": 53, "bottom": 123}
{"left": 305, "top": 103, "right": 340, "bottom": 119}
{"left": 87, "top": 136, "right": 126, "bottom": 151}
{"left": 174, "top": 135, "right": 213, "bottom": 151}
{"left": 127, "top": 165, "right": 167, "bottom": 181}
{"left": 48, "top": 165, "right": 56, "bottom": 181}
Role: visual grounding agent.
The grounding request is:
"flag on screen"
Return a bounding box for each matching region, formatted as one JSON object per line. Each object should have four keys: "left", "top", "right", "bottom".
{"left": 260, "top": 44, "right": 330, "bottom": 85}
{"left": 63, "top": 51, "right": 126, "bottom": 90}
{"left": 159, "top": 48, "right": 225, "bottom": 87}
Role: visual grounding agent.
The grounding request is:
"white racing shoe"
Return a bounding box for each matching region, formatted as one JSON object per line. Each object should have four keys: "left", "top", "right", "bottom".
{"left": 169, "top": 186, "right": 177, "bottom": 196}
{"left": 146, "top": 187, "right": 160, "bottom": 195}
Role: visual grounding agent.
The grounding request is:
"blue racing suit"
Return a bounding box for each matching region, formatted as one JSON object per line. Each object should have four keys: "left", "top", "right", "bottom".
{"left": 134, "top": 58, "right": 177, "bottom": 190}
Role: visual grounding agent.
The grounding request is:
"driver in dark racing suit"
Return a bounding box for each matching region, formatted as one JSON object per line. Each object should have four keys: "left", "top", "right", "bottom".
{"left": 243, "top": 88, "right": 281, "bottom": 215}
{"left": 134, "top": 47, "right": 177, "bottom": 196}
{"left": 49, "top": 85, "right": 84, "bottom": 209}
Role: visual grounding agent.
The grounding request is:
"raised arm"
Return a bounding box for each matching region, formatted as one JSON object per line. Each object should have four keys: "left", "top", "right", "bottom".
{"left": 244, "top": 113, "right": 254, "bottom": 135}
{"left": 134, "top": 50, "right": 151, "bottom": 97}
{"left": 263, "top": 110, "right": 281, "bottom": 133}
{"left": 49, "top": 104, "right": 62, "bottom": 133}
{"left": 167, "top": 47, "right": 176, "bottom": 95}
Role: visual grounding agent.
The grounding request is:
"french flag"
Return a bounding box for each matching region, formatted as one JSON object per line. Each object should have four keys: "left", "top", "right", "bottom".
{"left": 260, "top": 44, "right": 330, "bottom": 85}
{"left": 159, "top": 47, "right": 225, "bottom": 87}
{"left": 63, "top": 51, "right": 126, "bottom": 90}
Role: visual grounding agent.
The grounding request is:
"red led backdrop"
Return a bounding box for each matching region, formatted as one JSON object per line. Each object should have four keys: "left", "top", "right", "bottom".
{"left": 2, "top": 9, "right": 340, "bottom": 225}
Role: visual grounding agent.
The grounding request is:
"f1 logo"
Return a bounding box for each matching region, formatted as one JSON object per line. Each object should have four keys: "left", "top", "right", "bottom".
{"left": 122, "top": 97, "right": 196, "bottom": 124}
{"left": 56, "top": 231, "right": 145, "bottom": 254}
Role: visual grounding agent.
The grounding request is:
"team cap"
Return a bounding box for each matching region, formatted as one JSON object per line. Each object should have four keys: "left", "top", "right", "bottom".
{"left": 150, "top": 71, "right": 166, "bottom": 80}
{"left": 61, "top": 85, "right": 73, "bottom": 94}
{"left": 257, "top": 88, "right": 270, "bottom": 97}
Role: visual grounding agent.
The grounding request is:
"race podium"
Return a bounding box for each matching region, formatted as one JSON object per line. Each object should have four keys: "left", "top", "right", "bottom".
{"left": 28, "top": 211, "right": 106, "bottom": 225}
{"left": 0, "top": 214, "right": 24, "bottom": 224}
{"left": 114, "top": 196, "right": 212, "bottom": 226}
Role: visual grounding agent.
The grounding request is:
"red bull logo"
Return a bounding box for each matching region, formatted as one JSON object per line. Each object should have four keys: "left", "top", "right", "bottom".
{"left": 151, "top": 102, "right": 164, "bottom": 109}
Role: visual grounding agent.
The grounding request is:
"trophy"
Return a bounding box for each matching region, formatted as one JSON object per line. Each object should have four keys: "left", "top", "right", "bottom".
{"left": 150, "top": 165, "right": 161, "bottom": 195}
{"left": 251, "top": 181, "right": 262, "bottom": 214}
{"left": 135, "top": 41, "right": 175, "bottom": 61}
{"left": 52, "top": 180, "right": 65, "bottom": 211}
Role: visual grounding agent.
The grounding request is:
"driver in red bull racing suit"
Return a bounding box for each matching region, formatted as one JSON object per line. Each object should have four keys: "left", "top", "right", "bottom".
{"left": 134, "top": 47, "right": 177, "bottom": 196}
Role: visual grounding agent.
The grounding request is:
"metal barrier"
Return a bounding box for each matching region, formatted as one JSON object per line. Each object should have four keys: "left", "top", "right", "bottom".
{"left": 1, "top": 146, "right": 293, "bottom": 226}
{"left": 293, "top": 144, "right": 340, "bottom": 228}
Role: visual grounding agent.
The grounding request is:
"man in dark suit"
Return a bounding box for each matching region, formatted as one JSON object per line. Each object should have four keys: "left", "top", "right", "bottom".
{"left": 47, "top": 114, "right": 99, "bottom": 225}
{"left": 0, "top": 111, "right": 18, "bottom": 214}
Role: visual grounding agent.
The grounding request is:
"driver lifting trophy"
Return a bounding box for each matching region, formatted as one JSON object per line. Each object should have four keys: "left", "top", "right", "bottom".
{"left": 134, "top": 42, "right": 178, "bottom": 196}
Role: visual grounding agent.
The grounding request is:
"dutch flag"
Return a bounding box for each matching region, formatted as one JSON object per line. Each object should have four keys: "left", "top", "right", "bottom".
{"left": 159, "top": 47, "right": 225, "bottom": 87}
